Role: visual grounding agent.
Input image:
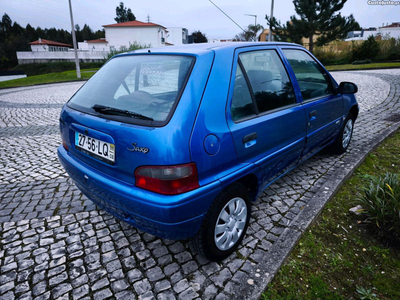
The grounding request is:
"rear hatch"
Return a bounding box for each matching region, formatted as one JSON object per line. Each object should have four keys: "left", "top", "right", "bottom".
{"left": 60, "top": 52, "right": 214, "bottom": 185}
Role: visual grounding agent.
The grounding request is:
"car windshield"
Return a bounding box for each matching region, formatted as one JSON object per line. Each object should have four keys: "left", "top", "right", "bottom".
{"left": 67, "top": 54, "right": 194, "bottom": 125}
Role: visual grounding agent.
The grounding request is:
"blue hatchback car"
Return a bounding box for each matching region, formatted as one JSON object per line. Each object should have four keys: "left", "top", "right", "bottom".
{"left": 58, "top": 42, "right": 358, "bottom": 261}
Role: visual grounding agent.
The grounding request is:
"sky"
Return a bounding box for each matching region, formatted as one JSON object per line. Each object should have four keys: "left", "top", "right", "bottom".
{"left": 1, "top": 0, "right": 399, "bottom": 40}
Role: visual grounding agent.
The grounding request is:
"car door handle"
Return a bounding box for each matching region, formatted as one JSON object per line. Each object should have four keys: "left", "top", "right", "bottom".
{"left": 309, "top": 110, "right": 317, "bottom": 117}
{"left": 243, "top": 132, "right": 257, "bottom": 144}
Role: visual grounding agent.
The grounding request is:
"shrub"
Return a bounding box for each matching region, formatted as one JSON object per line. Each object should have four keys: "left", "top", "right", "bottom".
{"left": 357, "top": 172, "right": 400, "bottom": 241}
{"left": 351, "top": 36, "right": 380, "bottom": 62}
{"left": 376, "top": 35, "right": 400, "bottom": 61}
{"left": 351, "top": 59, "right": 371, "bottom": 65}
{"left": 104, "top": 42, "right": 151, "bottom": 62}
{"left": 313, "top": 42, "right": 351, "bottom": 65}
{"left": 12, "top": 62, "right": 103, "bottom": 76}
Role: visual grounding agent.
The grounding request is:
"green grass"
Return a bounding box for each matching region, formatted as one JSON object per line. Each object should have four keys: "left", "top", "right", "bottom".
{"left": 0, "top": 68, "right": 98, "bottom": 89}
{"left": 326, "top": 62, "right": 400, "bottom": 71}
{"left": 262, "top": 130, "right": 400, "bottom": 300}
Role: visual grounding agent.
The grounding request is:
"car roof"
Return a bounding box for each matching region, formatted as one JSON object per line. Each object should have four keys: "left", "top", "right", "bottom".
{"left": 119, "top": 42, "right": 304, "bottom": 56}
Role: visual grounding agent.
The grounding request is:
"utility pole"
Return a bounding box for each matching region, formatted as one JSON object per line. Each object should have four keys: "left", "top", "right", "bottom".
{"left": 268, "top": 0, "right": 274, "bottom": 42}
{"left": 68, "top": 0, "right": 81, "bottom": 78}
{"left": 244, "top": 14, "right": 257, "bottom": 42}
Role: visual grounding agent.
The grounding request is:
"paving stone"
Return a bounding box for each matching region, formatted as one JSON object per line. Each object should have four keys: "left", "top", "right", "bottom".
{"left": 178, "top": 287, "right": 198, "bottom": 300}
{"left": 0, "top": 280, "right": 14, "bottom": 294}
{"left": 93, "top": 288, "right": 112, "bottom": 300}
{"left": 175, "top": 251, "right": 192, "bottom": 264}
{"left": 51, "top": 283, "right": 72, "bottom": 298}
{"left": 0, "top": 72, "right": 399, "bottom": 299}
{"left": 110, "top": 279, "right": 129, "bottom": 293}
{"left": 115, "top": 290, "right": 135, "bottom": 300}
{"left": 91, "top": 277, "right": 110, "bottom": 291}
{"left": 173, "top": 279, "right": 189, "bottom": 294}
{"left": 106, "top": 259, "right": 122, "bottom": 273}
{"left": 133, "top": 279, "right": 151, "bottom": 295}
{"left": 72, "top": 284, "right": 89, "bottom": 300}
{"left": 164, "top": 262, "right": 179, "bottom": 276}
{"left": 209, "top": 268, "right": 232, "bottom": 287}
{"left": 0, "top": 270, "right": 17, "bottom": 284}
{"left": 157, "top": 290, "right": 176, "bottom": 300}
{"left": 71, "top": 274, "right": 89, "bottom": 288}
{"left": 32, "top": 281, "right": 47, "bottom": 297}
{"left": 203, "top": 284, "right": 218, "bottom": 300}
{"left": 15, "top": 281, "right": 30, "bottom": 294}
{"left": 157, "top": 254, "right": 173, "bottom": 266}
{"left": 0, "top": 291, "right": 15, "bottom": 300}
{"left": 154, "top": 279, "right": 171, "bottom": 293}
{"left": 49, "top": 271, "right": 68, "bottom": 286}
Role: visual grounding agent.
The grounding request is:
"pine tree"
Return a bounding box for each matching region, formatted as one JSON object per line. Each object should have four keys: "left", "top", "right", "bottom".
{"left": 192, "top": 31, "right": 208, "bottom": 43}
{"left": 115, "top": 2, "right": 136, "bottom": 23}
{"left": 266, "top": 0, "right": 360, "bottom": 53}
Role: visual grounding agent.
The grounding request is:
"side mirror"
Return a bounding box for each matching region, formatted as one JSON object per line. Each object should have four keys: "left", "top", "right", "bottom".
{"left": 339, "top": 82, "right": 358, "bottom": 94}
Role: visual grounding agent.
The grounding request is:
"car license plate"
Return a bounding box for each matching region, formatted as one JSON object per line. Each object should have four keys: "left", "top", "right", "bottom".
{"left": 75, "top": 132, "right": 115, "bottom": 164}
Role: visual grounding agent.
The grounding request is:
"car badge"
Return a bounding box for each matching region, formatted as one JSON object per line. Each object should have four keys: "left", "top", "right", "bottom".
{"left": 127, "top": 143, "right": 149, "bottom": 154}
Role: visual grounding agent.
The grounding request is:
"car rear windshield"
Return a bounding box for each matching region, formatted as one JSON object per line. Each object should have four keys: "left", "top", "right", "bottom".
{"left": 67, "top": 54, "right": 194, "bottom": 126}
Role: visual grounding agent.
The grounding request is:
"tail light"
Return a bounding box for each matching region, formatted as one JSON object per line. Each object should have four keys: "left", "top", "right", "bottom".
{"left": 62, "top": 138, "right": 69, "bottom": 151}
{"left": 60, "top": 118, "right": 68, "bottom": 151}
{"left": 135, "top": 163, "right": 199, "bottom": 195}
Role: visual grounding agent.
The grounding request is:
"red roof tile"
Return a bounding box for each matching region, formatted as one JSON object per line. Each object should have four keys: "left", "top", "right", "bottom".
{"left": 29, "top": 39, "right": 72, "bottom": 47}
{"left": 381, "top": 22, "right": 400, "bottom": 28}
{"left": 86, "top": 39, "right": 108, "bottom": 43}
{"left": 103, "top": 20, "right": 166, "bottom": 29}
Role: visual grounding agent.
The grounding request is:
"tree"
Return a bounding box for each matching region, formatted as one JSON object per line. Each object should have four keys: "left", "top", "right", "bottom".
{"left": 351, "top": 35, "right": 380, "bottom": 61}
{"left": 1, "top": 13, "right": 12, "bottom": 34}
{"left": 115, "top": 2, "right": 136, "bottom": 23}
{"left": 81, "top": 24, "right": 95, "bottom": 41}
{"left": 266, "top": 0, "right": 360, "bottom": 53}
{"left": 191, "top": 30, "right": 208, "bottom": 43}
{"left": 234, "top": 24, "right": 264, "bottom": 41}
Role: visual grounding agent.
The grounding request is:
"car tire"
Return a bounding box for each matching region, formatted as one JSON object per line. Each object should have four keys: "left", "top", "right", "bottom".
{"left": 193, "top": 183, "right": 251, "bottom": 262}
{"left": 332, "top": 112, "right": 354, "bottom": 154}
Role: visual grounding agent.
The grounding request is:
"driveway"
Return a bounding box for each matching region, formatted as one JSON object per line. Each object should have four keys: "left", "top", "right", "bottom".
{"left": 0, "top": 69, "right": 399, "bottom": 300}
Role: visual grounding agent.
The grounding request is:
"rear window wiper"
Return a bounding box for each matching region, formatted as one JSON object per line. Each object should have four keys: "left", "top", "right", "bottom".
{"left": 92, "top": 104, "right": 154, "bottom": 121}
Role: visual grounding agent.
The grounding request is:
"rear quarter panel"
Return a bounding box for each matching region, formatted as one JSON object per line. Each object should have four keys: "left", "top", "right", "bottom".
{"left": 189, "top": 47, "right": 250, "bottom": 186}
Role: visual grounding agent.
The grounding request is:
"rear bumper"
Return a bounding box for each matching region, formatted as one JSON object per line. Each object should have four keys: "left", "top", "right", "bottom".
{"left": 58, "top": 146, "right": 222, "bottom": 239}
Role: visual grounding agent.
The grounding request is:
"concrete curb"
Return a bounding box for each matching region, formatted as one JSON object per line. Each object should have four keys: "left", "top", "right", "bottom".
{"left": 329, "top": 66, "right": 400, "bottom": 72}
{"left": 238, "top": 121, "right": 400, "bottom": 299}
{"left": 0, "top": 79, "right": 87, "bottom": 90}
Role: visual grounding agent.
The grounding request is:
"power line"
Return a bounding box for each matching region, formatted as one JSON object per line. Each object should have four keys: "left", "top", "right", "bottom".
{"left": 208, "top": 0, "right": 247, "bottom": 35}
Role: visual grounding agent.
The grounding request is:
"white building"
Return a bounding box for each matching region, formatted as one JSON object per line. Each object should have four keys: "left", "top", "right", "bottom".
{"left": 103, "top": 20, "right": 167, "bottom": 49}
{"left": 166, "top": 27, "right": 189, "bottom": 46}
{"left": 380, "top": 22, "right": 400, "bottom": 39}
{"left": 78, "top": 38, "right": 109, "bottom": 52}
{"left": 29, "top": 38, "right": 72, "bottom": 52}
{"left": 16, "top": 21, "right": 191, "bottom": 64}
{"left": 346, "top": 22, "right": 400, "bottom": 41}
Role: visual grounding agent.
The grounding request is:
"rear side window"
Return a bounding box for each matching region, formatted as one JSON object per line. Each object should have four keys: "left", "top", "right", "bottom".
{"left": 230, "top": 65, "right": 257, "bottom": 122}
{"left": 68, "top": 55, "right": 194, "bottom": 125}
{"left": 283, "top": 49, "right": 333, "bottom": 101}
{"left": 234, "top": 50, "right": 296, "bottom": 117}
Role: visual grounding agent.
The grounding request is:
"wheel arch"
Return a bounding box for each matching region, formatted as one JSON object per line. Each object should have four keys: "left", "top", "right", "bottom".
{"left": 236, "top": 173, "right": 260, "bottom": 202}
{"left": 349, "top": 105, "right": 359, "bottom": 121}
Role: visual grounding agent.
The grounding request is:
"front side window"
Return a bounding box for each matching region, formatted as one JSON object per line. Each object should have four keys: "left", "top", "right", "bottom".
{"left": 68, "top": 55, "right": 194, "bottom": 125}
{"left": 239, "top": 50, "right": 296, "bottom": 113}
{"left": 283, "top": 49, "right": 333, "bottom": 101}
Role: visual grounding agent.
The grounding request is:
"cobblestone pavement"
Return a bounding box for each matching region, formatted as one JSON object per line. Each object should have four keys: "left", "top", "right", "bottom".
{"left": 0, "top": 70, "right": 399, "bottom": 300}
